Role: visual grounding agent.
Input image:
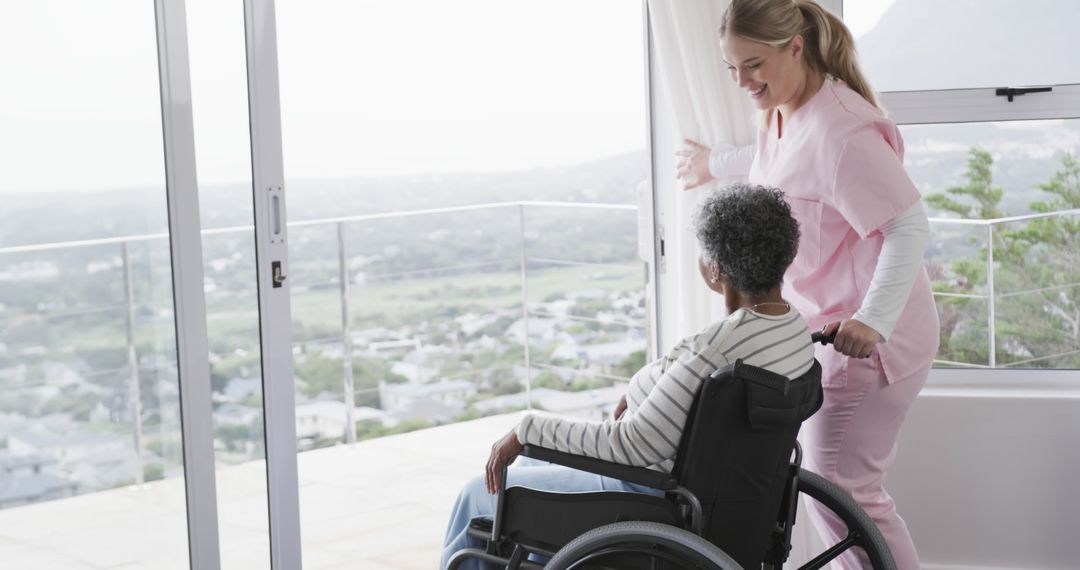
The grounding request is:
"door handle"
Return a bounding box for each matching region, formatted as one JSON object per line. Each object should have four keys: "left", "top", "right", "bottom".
{"left": 272, "top": 260, "right": 286, "bottom": 288}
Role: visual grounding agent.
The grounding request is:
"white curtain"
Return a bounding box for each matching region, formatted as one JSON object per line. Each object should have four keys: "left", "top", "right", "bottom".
{"left": 646, "top": 0, "right": 757, "bottom": 340}
{"left": 645, "top": 5, "right": 832, "bottom": 563}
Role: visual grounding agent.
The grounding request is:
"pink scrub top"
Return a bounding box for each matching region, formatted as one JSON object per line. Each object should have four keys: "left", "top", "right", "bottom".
{"left": 748, "top": 81, "right": 939, "bottom": 386}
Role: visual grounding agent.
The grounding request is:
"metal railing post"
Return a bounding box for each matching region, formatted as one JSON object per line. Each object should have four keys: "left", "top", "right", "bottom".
{"left": 986, "top": 224, "right": 996, "bottom": 368}
{"left": 338, "top": 222, "right": 357, "bottom": 444}
{"left": 519, "top": 205, "right": 532, "bottom": 410}
{"left": 121, "top": 242, "right": 144, "bottom": 484}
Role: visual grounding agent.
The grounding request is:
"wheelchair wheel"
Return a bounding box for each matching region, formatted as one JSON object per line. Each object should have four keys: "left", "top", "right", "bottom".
{"left": 546, "top": 521, "right": 742, "bottom": 570}
{"left": 796, "top": 469, "right": 896, "bottom": 570}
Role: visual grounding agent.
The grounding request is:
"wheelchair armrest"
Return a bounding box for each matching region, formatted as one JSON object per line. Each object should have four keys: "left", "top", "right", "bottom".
{"left": 520, "top": 444, "right": 678, "bottom": 491}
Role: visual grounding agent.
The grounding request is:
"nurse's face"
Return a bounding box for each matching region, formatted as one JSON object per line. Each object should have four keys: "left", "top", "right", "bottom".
{"left": 721, "top": 33, "right": 807, "bottom": 111}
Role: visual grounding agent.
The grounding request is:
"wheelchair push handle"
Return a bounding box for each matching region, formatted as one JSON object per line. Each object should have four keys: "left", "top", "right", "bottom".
{"left": 811, "top": 329, "right": 836, "bottom": 345}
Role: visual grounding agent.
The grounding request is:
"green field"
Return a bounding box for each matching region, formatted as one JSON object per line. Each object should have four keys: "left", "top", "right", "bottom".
{"left": 287, "top": 262, "right": 644, "bottom": 337}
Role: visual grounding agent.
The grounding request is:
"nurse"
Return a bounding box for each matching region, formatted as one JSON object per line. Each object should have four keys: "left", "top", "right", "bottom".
{"left": 676, "top": 1, "right": 938, "bottom": 568}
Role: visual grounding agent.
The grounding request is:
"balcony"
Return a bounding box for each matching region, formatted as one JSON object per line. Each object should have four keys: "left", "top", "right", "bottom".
{"left": 0, "top": 411, "right": 524, "bottom": 568}
{"left": 926, "top": 207, "right": 1080, "bottom": 369}
{"left": 0, "top": 200, "right": 644, "bottom": 567}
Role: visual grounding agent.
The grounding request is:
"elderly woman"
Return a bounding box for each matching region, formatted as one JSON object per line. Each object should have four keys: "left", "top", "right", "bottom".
{"left": 440, "top": 184, "right": 814, "bottom": 569}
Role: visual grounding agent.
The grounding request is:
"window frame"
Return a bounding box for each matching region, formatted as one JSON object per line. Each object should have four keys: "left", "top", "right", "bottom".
{"left": 884, "top": 87, "right": 1080, "bottom": 384}
{"left": 243, "top": 0, "right": 304, "bottom": 567}
{"left": 843, "top": 0, "right": 1080, "bottom": 383}
{"left": 882, "top": 84, "right": 1080, "bottom": 125}
{"left": 155, "top": 0, "right": 222, "bottom": 566}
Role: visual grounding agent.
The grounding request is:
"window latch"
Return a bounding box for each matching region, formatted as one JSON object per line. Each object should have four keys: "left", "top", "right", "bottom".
{"left": 995, "top": 86, "right": 1052, "bottom": 102}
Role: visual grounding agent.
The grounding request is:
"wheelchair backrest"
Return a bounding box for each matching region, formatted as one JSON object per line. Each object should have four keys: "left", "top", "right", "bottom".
{"left": 671, "top": 359, "right": 823, "bottom": 567}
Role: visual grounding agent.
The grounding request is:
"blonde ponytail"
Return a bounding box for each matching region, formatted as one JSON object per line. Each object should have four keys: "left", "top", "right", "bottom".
{"left": 792, "top": 0, "right": 879, "bottom": 109}
{"left": 720, "top": 0, "right": 881, "bottom": 111}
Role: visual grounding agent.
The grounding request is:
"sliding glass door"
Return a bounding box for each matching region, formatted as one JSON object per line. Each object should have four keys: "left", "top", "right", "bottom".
{"left": 0, "top": 0, "right": 300, "bottom": 567}
{"left": 0, "top": 1, "right": 216, "bottom": 567}
{"left": 1, "top": 1, "right": 655, "bottom": 567}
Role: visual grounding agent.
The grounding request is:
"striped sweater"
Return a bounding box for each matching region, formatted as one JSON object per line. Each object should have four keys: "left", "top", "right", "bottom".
{"left": 515, "top": 307, "right": 815, "bottom": 473}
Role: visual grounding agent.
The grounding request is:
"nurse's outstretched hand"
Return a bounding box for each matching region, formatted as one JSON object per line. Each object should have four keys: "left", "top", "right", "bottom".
{"left": 675, "top": 139, "right": 714, "bottom": 190}
{"left": 822, "top": 319, "right": 883, "bottom": 359}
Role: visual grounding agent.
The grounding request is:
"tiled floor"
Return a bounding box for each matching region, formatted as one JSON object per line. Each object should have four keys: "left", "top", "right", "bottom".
{"left": 0, "top": 412, "right": 525, "bottom": 569}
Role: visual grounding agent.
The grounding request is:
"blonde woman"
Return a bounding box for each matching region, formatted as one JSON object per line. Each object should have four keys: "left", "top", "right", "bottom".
{"left": 677, "top": 1, "right": 938, "bottom": 568}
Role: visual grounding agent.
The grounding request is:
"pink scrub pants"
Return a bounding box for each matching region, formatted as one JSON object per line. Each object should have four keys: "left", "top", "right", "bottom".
{"left": 801, "top": 348, "right": 929, "bottom": 570}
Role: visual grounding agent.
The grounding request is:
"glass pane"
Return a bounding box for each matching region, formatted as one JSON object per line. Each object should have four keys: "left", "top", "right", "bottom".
{"left": 0, "top": 2, "right": 189, "bottom": 568}
{"left": 847, "top": 0, "right": 1080, "bottom": 92}
{"left": 522, "top": 206, "right": 645, "bottom": 419}
{"left": 992, "top": 214, "right": 1080, "bottom": 369}
{"left": 186, "top": 0, "right": 271, "bottom": 567}
{"left": 904, "top": 119, "right": 1080, "bottom": 369}
{"left": 276, "top": 0, "right": 649, "bottom": 566}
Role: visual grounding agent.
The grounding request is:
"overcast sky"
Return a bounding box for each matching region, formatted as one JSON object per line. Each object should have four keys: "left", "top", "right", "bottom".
{"left": 0, "top": 0, "right": 646, "bottom": 193}
{"left": 11, "top": 0, "right": 1077, "bottom": 195}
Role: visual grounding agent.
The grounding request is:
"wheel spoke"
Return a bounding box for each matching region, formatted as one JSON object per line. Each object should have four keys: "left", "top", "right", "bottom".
{"left": 547, "top": 521, "right": 741, "bottom": 570}
{"left": 795, "top": 469, "right": 897, "bottom": 570}
{"left": 800, "top": 533, "right": 860, "bottom": 570}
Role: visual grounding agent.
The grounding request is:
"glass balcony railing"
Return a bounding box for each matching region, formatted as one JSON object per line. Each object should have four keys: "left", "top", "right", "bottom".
{"left": 285, "top": 201, "right": 646, "bottom": 451}
{"left": 2, "top": 201, "right": 1077, "bottom": 522}
{"left": 927, "top": 208, "right": 1080, "bottom": 369}
{"left": 0, "top": 200, "right": 646, "bottom": 511}
{"left": 1, "top": 200, "right": 1077, "bottom": 568}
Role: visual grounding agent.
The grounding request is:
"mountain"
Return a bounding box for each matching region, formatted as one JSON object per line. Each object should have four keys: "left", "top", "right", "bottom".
{"left": 0, "top": 151, "right": 648, "bottom": 249}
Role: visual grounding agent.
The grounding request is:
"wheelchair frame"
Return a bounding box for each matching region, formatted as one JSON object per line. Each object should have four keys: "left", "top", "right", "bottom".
{"left": 448, "top": 446, "right": 895, "bottom": 569}
{"left": 448, "top": 340, "right": 897, "bottom": 570}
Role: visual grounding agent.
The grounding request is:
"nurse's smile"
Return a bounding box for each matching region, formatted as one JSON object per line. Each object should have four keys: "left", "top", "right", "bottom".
{"left": 721, "top": 31, "right": 820, "bottom": 117}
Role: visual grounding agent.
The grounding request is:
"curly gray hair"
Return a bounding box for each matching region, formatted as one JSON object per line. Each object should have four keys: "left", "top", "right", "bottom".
{"left": 693, "top": 183, "right": 800, "bottom": 294}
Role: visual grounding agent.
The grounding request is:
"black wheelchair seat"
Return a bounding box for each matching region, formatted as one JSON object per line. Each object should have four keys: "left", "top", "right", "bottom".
{"left": 497, "top": 487, "right": 683, "bottom": 555}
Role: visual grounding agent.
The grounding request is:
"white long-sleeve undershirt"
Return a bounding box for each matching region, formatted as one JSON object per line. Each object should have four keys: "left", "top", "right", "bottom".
{"left": 707, "top": 144, "right": 929, "bottom": 342}
{"left": 707, "top": 143, "right": 755, "bottom": 180}
{"left": 851, "top": 201, "right": 929, "bottom": 341}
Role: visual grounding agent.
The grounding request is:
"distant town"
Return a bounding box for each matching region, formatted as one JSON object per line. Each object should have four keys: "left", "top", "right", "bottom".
{"left": 0, "top": 152, "right": 649, "bottom": 510}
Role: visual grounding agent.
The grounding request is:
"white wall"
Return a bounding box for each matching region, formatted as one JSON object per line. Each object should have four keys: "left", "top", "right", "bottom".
{"left": 888, "top": 373, "right": 1080, "bottom": 569}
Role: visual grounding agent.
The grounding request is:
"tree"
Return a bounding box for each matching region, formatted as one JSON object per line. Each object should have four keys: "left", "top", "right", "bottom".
{"left": 214, "top": 424, "right": 252, "bottom": 453}
{"left": 925, "top": 148, "right": 1080, "bottom": 368}
{"left": 924, "top": 148, "right": 1005, "bottom": 220}
{"left": 294, "top": 353, "right": 406, "bottom": 407}
{"left": 354, "top": 417, "right": 433, "bottom": 442}
{"left": 999, "top": 154, "right": 1080, "bottom": 366}
{"left": 923, "top": 148, "right": 1003, "bottom": 365}
{"left": 613, "top": 350, "right": 646, "bottom": 379}
{"left": 531, "top": 370, "right": 567, "bottom": 390}
{"left": 143, "top": 463, "right": 165, "bottom": 482}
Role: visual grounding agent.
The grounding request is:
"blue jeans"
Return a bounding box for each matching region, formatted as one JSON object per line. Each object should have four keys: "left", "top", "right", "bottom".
{"left": 440, "top": 457, "right": 663, "bottom": 570}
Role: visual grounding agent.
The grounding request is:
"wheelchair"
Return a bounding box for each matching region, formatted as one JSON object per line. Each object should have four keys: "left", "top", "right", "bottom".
{"left": 448, "top": 332, "right": 896, "bottom": 569}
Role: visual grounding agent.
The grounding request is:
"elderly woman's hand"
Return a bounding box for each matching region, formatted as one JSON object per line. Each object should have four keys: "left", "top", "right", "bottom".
{"left": 485, "top": 429, "right": 524, "bottom": 494}
{"left": 823, "top": 319, "right": 883, "bottom": 359}
{"left": 613, "top": 394, "right": 628, "bottom": 420}
{"left": 676, "top": 139, "right": 715, "bottom": 190}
